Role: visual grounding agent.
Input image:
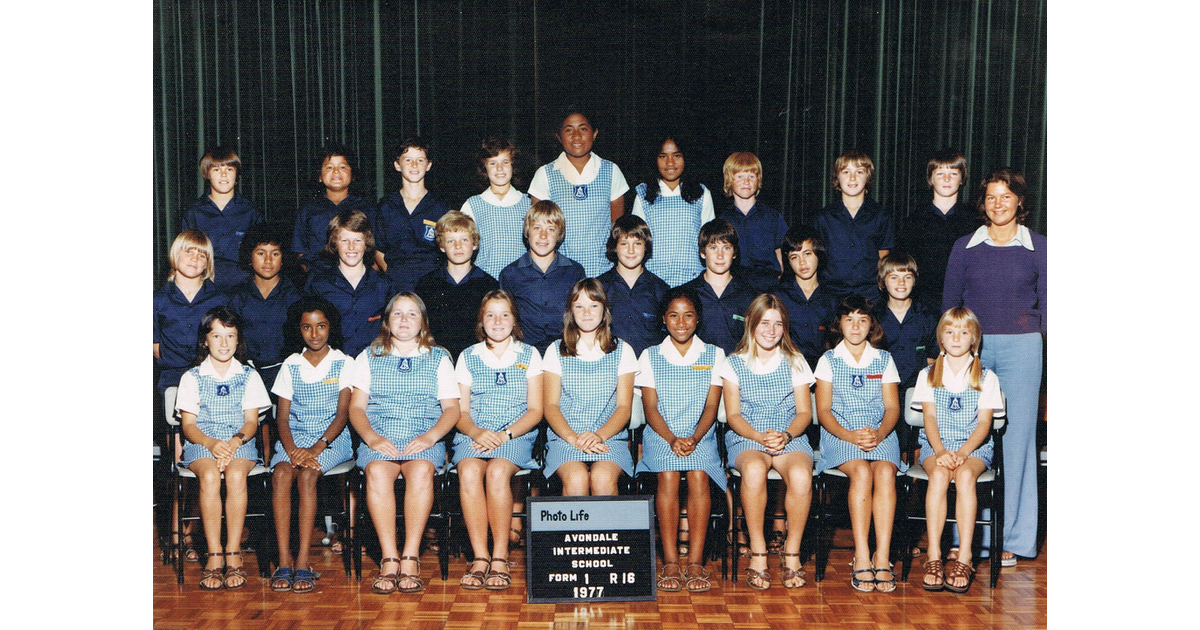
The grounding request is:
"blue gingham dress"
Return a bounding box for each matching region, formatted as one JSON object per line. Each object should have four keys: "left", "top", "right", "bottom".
{"left": 466, "top": 193, "right": 530, "bottom": 280}
{"left": 180, "top": 364, "right": 260, "bottom": 466}
{"left": 635, "top": 343, "right": 727, "bottom": 491}
{"left": 724, "top": 354, "right": 814, "bottom": 464}
{"left": 916, "top": 368, "right": 995, "bottom": 468}
{"left": 636, "top": 182, "right": 706, "bottom": 288}
{"left": 452, "top": 342, "right": 539, "bottom": 468}
{"left": 269, "top": 356, "right": 354, "bottom": 471}
{"left": 356, "top": 347, "right": 451, "bottom": 466}
{"left": 547, "top": 159, "right": 615, "bottom": 277}
{"left": 544, "top": 340, "right": 634, "bottom": 477}
{"left": 815, "top": 349, "right": 905, "bottom": 473}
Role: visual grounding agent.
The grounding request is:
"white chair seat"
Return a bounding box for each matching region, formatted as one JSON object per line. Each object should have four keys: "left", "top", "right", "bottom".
{"left": 728, "top": 467, "right": 783, "bottom": 481}
{"left": 323, "top": 459, "right": 356, "bottom": 476}
{"left": 176, "top": 463, "right": 271, "bottom": 478}
{"left": 905, "top": 466, "right": 996, "bottom": 483}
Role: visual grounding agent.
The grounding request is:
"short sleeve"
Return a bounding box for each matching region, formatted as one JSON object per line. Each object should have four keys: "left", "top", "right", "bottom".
{"left": 882, "top": 355, "right": 901, "bottom": 384}
{"left": 436, "top": 355, "right": 460, "bottom": 400}
{"left": 790, "top": 355, "right": 816, "bottom": 388}
{"left": 635, "top": 349, "right": 655, "bottom": 389}
{"left": 717, "top": 354, "right": 739, "bottom": 387}
{"left": 700, "top": 187, "right": 716, "bottom": 225}
{"left": 455, "top": 352, "right": 474, "bottom": 388}
{"left": 609, "top": 163, "right": 630, "bottom": 200}
{"left": 978, "top": 371, "right": 1004, "bottom": 410}
{"left": 271, "top": 362, "right": 294, "bottom": 400}
{"left": 347, "top": 350, "right": 374, "bottom": 392}
{"left": 459, "top": 200, "right": 474, "bottom": 217}
{"left": 813, "top": 354, "right": 833, "bottom": 382}
{"left": 524, "top": 346, "right": 544, "bottom": 377}
{"left": 912, "top": 367, "right": 934, "bottom": 403}
{"left": 175, "top": 371, "right": 200, "bottom": 414}
{"left": 631, "top": 193, "right": 646, "bottom": 220}
{"left": 541, "top": 342, "right": 562, "bottom": 375}
{"left": 243, "top": 371, "right": 272, "bottom": 410}
{"left": 336, "top": 356, "right": 355, "bottom": 391}
{"left": 527, "top": 165, "right": 550, "bottom": 200}
{"left": 709, "top": 347, "right": 726, "bottom": 386}
{"left": 617, "top": 341, "right": 639, "bottom": 375}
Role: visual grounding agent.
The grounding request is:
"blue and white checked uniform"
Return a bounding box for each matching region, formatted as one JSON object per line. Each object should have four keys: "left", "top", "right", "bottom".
{"left": 633, "top": 182, "right": 708, "bottom": 288}
{"left": 355, "top": 346, "right": 455, "bottom": 466}
{"left": 452, "top": 342, "right": 540, "bottom": 468}
{"left": 913, "top": 364, "right": 1001, "bottom": 468}
{"left": 177, "top": 359, "right": 269, "bottom": 467}
{"left": 543, "top": 340, "right": 636, "bottom": 478}
{"left": 546, "top": 159, "right": 616, "bottom": 277}
{"left": 814, "top": 344, "right": 905, "bottom": 473}
{"left": 463, "top": 191, "right": 531, "bottom": 280}
{"left": 635, "top": 341, "right": 727, "bottom": 491}
{"left": 269, "top": 351, "right": 354, "bottom": 471}
{"left": 723, "top": 353, "right": 814, "bottom": 464}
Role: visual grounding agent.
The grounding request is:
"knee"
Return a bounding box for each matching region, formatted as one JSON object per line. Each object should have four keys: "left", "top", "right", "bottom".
{"left": 298, "top": 468, "right": 321, "bottom": 488}
{"left": 953, "top": 467, "right": 979, "bottom": 489}
{"left": 273, "top": 466, "right": 294, "bottom": 484}
{"left": 486, "top": 466, "right": 513, "bottom": 489}
{"left": 786, "top": 470, "right": 813, "bottom": 495}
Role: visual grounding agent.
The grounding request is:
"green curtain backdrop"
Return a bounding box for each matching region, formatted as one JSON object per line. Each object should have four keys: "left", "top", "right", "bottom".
{"left": 153, "top": 0, "right": 1046, "bottom": 287}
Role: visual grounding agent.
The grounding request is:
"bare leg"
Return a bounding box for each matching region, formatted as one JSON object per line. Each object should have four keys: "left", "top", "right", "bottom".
{"left": 736, "top": 450, "right": 773, "bottom": 587}
{"left": 457, "top": 458, "right": 491, "bottom": 588}
{"left": 948, "top": 459, "right": 987, "bottom": 590}
{"left": 839, "top": 459, "right": 875, "bottom": 592}
{"left": 485, "top": 459, "right": 519, "bottom": 561}
{"left": 922, "top": 456, "right": 952, "bottom": 589}
{"left": 558, "top": 461, "right": 592, "bottom": 496}
{"left": 397, "top": 459, "right": 436, "bottom": 591}
{"left": 364, "top": 460, "right": 403, "bottom": 593}
{"left": 588, "top": 461, "right": 622, "bottom": 496}
{"left": 869, "top": 460, "right": 898, "bottom": 592}
{"left": 271, "top": 464, "right": 297, "bottom": 586}
{"left": 656, "top": 471, "right": 682, "bottom": 590}
{"left": 222, "top": 458, "right": 257, "bottom": 588}
{"left": 684, "top": 470, "right": 711, "bottom": 565}
{"left": 294, "top": 467, "right": 321, "bottom": 571}
{"left": 775, "top": 452, "right": 812, "bottom": 588}
{"left": 188, "top": 458, "right": 227, "bottom": 588}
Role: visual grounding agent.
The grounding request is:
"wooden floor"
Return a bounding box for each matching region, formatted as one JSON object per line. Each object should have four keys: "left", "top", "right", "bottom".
{"left": 152, "top": 531, "right": 1047, "bottom": 629}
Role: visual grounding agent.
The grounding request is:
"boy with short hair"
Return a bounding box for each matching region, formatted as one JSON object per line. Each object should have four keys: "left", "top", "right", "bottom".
{"left": 597, "top": 215, "right": 669, "bottom": 356}
{"left": 499, "top": 201, "right": 586, "bottom": 352}
{"left": 414, "top": 211, "right": 500, "bottom": 359}
{"left": 775, "top": 225, "right": 836, "bottom": 370}
{"left": 227, "top": 223, "right": 303, "bottom": 390}
{"left": 871, "top": 251, "right": 939, "bottom": 393}
{"left": 291, "top": 146, "right": 378, "bottom": 272}
{"left": 896, "top": 150, "right": 980, "bottom": 302}
{"left": 812, "top": 149, "right": 895, "bottom": 300}
{"left": 375, "top": 137, "right": 451, "bottom": 293}
{"left": 681, "top": 219, "right": 755, "bottom": 354}
{"left": 181, "top": 145, "right": 265, "bottom": 289}
{"left": 715, "top": 152, "right": 789, "bottom": 294}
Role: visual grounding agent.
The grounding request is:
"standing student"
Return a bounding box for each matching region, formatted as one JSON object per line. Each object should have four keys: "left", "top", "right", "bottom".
{"left": 636, "top": 287, "right": 726, "bottom": 593}
{"left": 154, "top": 230, "right": 229, "bottom": 393}
{"left": 414, "top": 212, "right": 500, "bottom": 359}
{"left": 812, "top": 150, "right": 895, "bottom": 300}
{"left": 896, "top": 151, "right": 979, "bottom": 302}
{"left": 681, "top": 219, "right": 756, "bottom": 354}
{"left": 376, "top": 137, "right": 451, "bottom": 293}
{"left": 912, "top": 307, "right": 1002, "bottom": 594}
{"left": 542, "top": 279, "right": 638, "bottom": 495}
{"left": 347, "top": 293, "right": 461, "bottom": 595}
{"left": 597, "top": 215, "right": 669, "bottom": 356}
{"left": 268, "top": 297, "right": 354, "bottom": 594}
{"left": 227, "top": 224, "right": 302, "bottom": 390}
{"left": 715, "top": 152, "right": 788, "bottom": 293}
{"left": 814, "top": 295, "right": 903, "bottom": 593}
{"left": 180, "top": 146, "right": 265, "bottom": 289}
{"left": 527, "top": 111, "right": 630, "bottom": 277}
{"left": 775, "top": 225, "right": 836, "bottom": 371}
{"left": 720, "top": 294, "right": 816, "bottom": 591}
{"left": 498, "top": 201, "right": 586, "bottom": 352}
{"left": 631, "top": 136, "right": 715, "bottom": 288}
{"left": 453, "top": 291, "right": 544, "bottom": 591}
{"left": 460, "top": 137, "right": 532, "bottom": 280}
{"left": 291, "top": 146, "right": 378, "bottom": 272}
{"left": 303, "top": 210, "right": 394, "bottom": 357}
{"left": 175, "top": 307, "right": 272, "bottom": 590}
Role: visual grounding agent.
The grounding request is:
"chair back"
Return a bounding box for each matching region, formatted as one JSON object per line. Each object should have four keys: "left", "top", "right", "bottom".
{"left": 164, "top": 386, "right": 179, "bottom": 426}
{"left": 629, "top": 389, "right": 646, "bottom": 432}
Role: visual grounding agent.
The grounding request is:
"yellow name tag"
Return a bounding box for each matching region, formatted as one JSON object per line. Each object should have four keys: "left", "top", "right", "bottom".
{"left": 422, "top": 219, "right": 437, "bottom": 227}
{"left": 692, "top": 365, "right": 712, "bottom": 371}
{"left": 514, "top": 363, "right": 528, "bottom": 370}
{"left": 322, "top": 378, "right": 340, "bottom": 384}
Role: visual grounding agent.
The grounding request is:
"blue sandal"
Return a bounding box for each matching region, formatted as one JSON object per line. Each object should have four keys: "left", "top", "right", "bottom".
{"left": 293, "top": 568, "right": 318, "bottom": 594}
{"left": 270, "top": 566, "right": 294, "bottom": 592}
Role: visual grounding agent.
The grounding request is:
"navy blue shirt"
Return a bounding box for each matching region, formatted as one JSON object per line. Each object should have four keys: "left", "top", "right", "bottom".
{"left": 153, "top": 280, "right": 230, "bottom": 391}
{"left": 180, "top": 193, "right": 264, "bottom": 289}
{"left": 291, "top": 194, "right": 379, "bottom": 263}
{"left": 896, "top": 201, "right": 981, "bottom": 303}
{"left": 226, "top": 276, "right": 303, "bottom": 390}
{"left": 303, "top": 266, "right": 395, "bottom": 357}
{"left": 773, "top": 278, "right": 837, "bottom": 370}
{"left": 812, "top": 198, "right": 895, "bottom": 300}
{"left": 597, "top": 268, "right": 669, "bottom": 355}
{"left": 717, "top": 202, "right": 788, "bottom": 291}
{"left": 499, "top": 252, "right": 587, "bottom": 352}
{"left": 414, "top": 265, "right": 500, "bottom": 360}
{"left": 872, "top": 299, "right": 939, "bottom": 390}
{"left": 680, "top": 273, "right": 756, "bottom": 354}
{"left": 376, "top": 191, "right": 451, "bottom": 294}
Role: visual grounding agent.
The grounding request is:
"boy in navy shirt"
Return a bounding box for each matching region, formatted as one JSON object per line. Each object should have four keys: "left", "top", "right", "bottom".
{"left": 716, "top": 151, "right": 788, "bottom": 293}
{"left": 681, "top": 219, "right": 755, "bottom": 354}
{"left": 597, "top": 215, "right": 668, "bottom": 355}
{"left": 180, "top": 146, "right": 264, "bottom": 289}
{"left": 376, "top": 137, "right": 450, "bottom": 293}
{"left": 227, "top": 224, "right": 303, "bottom": 390}
{"left": 774, "top": 225, "right": 836, "bottom": 370}
{"left": 414, "top": 211, "right": 499, "bottom": 359}
{"left": 812, "top": 149, "right": 894, "bottom": 300}
{"left": 291, "top": 146, "right": 378, "bottom": 273}
{"left": 896, "top": 150, "right": 980, "bottom": 302}
{"left": 499, "top": 201, "right": 586, "bottom": 352}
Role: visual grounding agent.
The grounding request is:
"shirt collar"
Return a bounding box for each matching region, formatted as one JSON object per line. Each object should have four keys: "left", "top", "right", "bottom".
{"left": 965, "top": 224, "right": 1035, "bottom": 251}
{"left": 198, "top": 355, "right": 246, "bottom": 378}
{"left": 658, "top": 336, "right": 708, "bottom": 363}
{"left": 656, "top": 180, "right": 682, "bottom": 197}
{"left": 517, "top": 251, "right": 566, "bottom": 273}
{"left": 552, "top": 151, "right": 600, "bottom": 180}
{"left": 285, "top": 348, "right": 346, "bottom": 369}
{"left": 480, "top": 187, "right": 524, "bottom": 206}
{"left": 832, "top": 340, "right": 880, "bottom": 367}
{"left": 471, "top": 340, "right": 522, "bottom": 364}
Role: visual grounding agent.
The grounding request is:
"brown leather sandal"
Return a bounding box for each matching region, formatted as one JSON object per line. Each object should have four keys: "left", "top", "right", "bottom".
{"left": 779, "top": 552, "right": 807, "bottom": 589}
{"left": 745, "top": 552, "right": 772, "bottom": 590}
{"left": 223, "top": 551, "right": 247, "bottom": 591}
{"left": 657, "top": 563, "right": 683, "bottom": 592}
{"left": 199, "top": 552, "right": 225, "bottom": 591}
{"left": 371, "top": 557, "right": 401, "bottom": 594}
{"left": 397, "top": 555, "right": 425, "bottom": 593}
{"left": 460, "top": 556, "right": 490, "bottom": 590}
{"left": 485, "top": 558, "right": 512, "bottom": 591}
{"left": 684, "top": 563, "right": 711, "bottom": 593}
{"left": 922, "top": 559, "right": 945, "bottom": 591}
{"left": 943, "top": 559, "right": 975, "bottom": 593}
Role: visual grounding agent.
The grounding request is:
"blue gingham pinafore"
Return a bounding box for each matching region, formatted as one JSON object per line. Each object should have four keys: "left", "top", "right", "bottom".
{"left": 269, "top": 357, "right": 354, "bottom": 471}
{"left": 180, "top": 364, "right": 260, "bottom": 466}
{"left": 547, "top": 159, "right": 615, "bottom": 277}
{"left": 452, "top": 342, "right": 539, "bottom": 468}
{"left": 916, "top": 367, "right": 995, "bottom": 468}
{"left": 637, "top": 182, "right": 706, "bottom": 288}
{"left": 356, "top": 347, "right": 451, "bottom": 466}
{"left": 635, "top": 343, "right": 727, "bottom": 491}
{"left": 724, "top": 354, "right": 813, "bottom": 464}
{"left": 467, "top": 193, "right": 530, "bottom": 280}
{"left": 543, "top": 341, "right": 634, "bottom": 477}
{"left": 815, "top": 348, "right": 905, "bottom": 473}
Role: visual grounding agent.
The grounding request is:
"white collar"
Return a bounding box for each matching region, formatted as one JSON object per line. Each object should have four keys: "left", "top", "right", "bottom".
{"left": 480, "top": 187, "right": 524, "bottom": 206}
{"left": 389, "top": 345, "right": 431, "bottom": 358}
{"left": 658, "top": 336, "right": 708, "bottom": 364}
{"left": 656, "top": 180, "right": 683, "bottom": 197}
{"left": 965, "top": 224, "right": 1035, "bottom": 251}
{"left": 551, "top": 151, "right": 600, "bottom": 180}
{"left": 284, "top": 348, "right": 347, "bottom": 369}
{"left": 832, "top": 340, "right": 881, "bottom": 368}
{"left": 198, "top": 355, "right": 246, "bottom": 379}
{"left": 470, "top": 340, "right": 523, "bottom": 364}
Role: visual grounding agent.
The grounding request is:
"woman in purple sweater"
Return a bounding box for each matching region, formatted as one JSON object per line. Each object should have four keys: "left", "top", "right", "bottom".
{"left": 942, "top": 168, "right": 1045, "bottom": 566}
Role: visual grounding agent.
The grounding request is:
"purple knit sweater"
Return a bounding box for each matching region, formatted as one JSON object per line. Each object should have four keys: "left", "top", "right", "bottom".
{"left": 941, "top": 230, "right": 1047, "bottom": 336}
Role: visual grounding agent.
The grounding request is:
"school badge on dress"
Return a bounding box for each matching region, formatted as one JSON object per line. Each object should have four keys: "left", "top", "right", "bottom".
{"left": 573, "top": 184, "right": 588, "bottom": 200}
{"left": 495, "top": 372, "right": 507, "bottom": 386}
{"left": 216, "top": 384, "right": 230, "bottom": 396}
{"left": 948, "top": 396, "right": 962, "bottom": 411}
{"left": 398, "top": 357, "right": 412, "bottom": 372}
{"left": 851, "top": 374, "right": 864, "bottom": 388}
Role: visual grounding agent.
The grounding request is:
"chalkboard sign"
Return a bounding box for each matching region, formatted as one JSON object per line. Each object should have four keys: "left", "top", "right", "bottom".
{"left": 525, "top": 495, "right": 657, "bottom": 603}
